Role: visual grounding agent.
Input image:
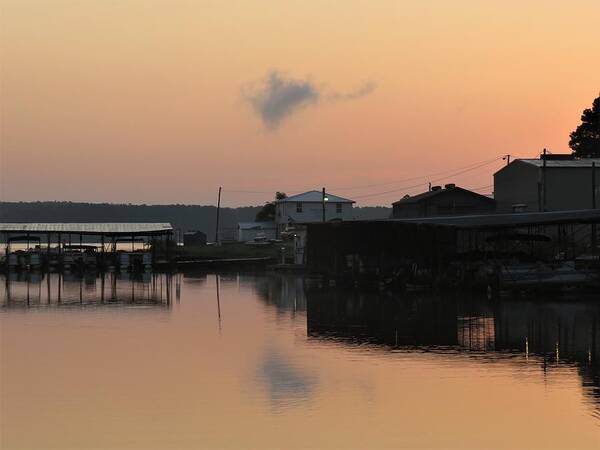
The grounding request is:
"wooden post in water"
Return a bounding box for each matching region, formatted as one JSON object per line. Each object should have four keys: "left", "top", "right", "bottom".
{"left": 57, "top": 272, "right": 62, "bottom": 304}
{"left": 101, "top": 235, "right": 105, "bottom": 268}
{"left": 58, "top": 233, "right": 63, "bottom": 267}
{"left": 151, "top": 237, "right": 156, "bottom": 266}
{"left": 166, "top": 233, "right": 172, "bottom": 264}
{"left": 101, "top": 272, "right": 105, "bottom": 303}
{"left": 47, "top": 232, "right": 51, "bottom": 267}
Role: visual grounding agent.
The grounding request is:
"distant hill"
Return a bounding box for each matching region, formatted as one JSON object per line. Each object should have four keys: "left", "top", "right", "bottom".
{"left": 0, "top": 202, "right": 391, "bottom": 241}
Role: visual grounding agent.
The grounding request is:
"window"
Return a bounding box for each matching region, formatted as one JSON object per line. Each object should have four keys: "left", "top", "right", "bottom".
{"left": 296, "top": 202, "right": 303, "bottom": 213}
{"left": 336, "top": 203, "right": 342, "bottom": 214}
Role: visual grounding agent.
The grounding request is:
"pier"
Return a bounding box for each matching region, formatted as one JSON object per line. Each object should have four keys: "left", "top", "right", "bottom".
{"left": 0, "top": 223, "right": 174, "bottom": 272}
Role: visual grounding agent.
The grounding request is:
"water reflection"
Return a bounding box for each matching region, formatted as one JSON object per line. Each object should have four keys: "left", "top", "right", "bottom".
{"left": 304, "top": 286, "right": 600, "bottom": 417}
{"left": 0, "top": 272, "right": 174, "bottom": 307}
{"left": 256, "top": 347, "right": 318, "bottom": 410}
{"left": 2, "top": 271, "right": 599, "bottom": 449}
{"left": 252, "top": 273, "right": 307, "bottom": 314}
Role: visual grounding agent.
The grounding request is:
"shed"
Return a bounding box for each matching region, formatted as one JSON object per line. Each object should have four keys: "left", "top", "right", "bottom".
{"left": 183, "top": 230, "right": 207, "bottom": 246}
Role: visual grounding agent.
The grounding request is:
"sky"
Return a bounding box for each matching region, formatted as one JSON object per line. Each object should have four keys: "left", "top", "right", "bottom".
{"left": 1, "top": 0, "right": 599, "bottom": 207}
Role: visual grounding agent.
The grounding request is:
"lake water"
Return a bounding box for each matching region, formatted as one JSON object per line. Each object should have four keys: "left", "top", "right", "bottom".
{"left": 1, "top": 272, "right": 599, "bottom": 449}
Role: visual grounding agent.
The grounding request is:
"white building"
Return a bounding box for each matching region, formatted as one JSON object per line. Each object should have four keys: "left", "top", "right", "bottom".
{"left": 237, "top": 221, "right": 277, "bottom": 242}
{"left": 275, "top": 190, "right": 355, "bottom": 233}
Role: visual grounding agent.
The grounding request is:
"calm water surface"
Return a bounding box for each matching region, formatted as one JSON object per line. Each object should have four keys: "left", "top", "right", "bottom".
{"left": 1, "top": 272, "right": 599, "bottom": 450}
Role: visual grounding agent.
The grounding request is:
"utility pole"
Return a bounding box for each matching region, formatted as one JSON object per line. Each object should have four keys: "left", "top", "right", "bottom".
{"left": 215, "top": 187, "right": 222, "bottom": 245}
{"left": 428, "top": 182, "right": 432, "bottom": 192}
{"left": 542, "top": 148, "right": 547, "bottom": 212}
{"left": 503, "top": 154, "right": 511, "bottom": 166}
{"left": 322, "top": 187, "right": 326, "bottom": 222}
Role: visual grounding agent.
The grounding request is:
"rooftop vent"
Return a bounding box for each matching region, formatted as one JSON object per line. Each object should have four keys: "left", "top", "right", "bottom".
{"left": 444, "top": 183, "right": 456, "bottom": 189}
{"left": 431, "top": 186, "right": 442, "bottom": 191}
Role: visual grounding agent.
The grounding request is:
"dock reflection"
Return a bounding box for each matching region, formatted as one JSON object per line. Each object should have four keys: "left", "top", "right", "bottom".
{"left": 0, "top": 272, "right": 174, "bottom": 307}
{"left": 302, "top": 285, "right": 599, "bottom": 412}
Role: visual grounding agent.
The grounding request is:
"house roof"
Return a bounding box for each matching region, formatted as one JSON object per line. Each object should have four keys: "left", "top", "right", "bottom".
{"left": 392, "top": 186, "right": 494, "bottom": 206}
{"left": 238, "top": 221, "right": 276, "bottom": 230}
{"left": 277, "top": 190, "right": 354, "bottom": 203}
{"left": 513, "top": 158, "right": 600, "bottom": 168}
{"left": 0, "top": 223, "right": 173, "bottom": 236}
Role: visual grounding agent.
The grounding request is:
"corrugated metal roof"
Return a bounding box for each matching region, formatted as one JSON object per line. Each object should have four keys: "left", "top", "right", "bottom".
{"left": 387, "top": 209, "right": 600, "bottom": 229}
{"left": 518, "top": 158, "right": 600, "bottom": 168}
{"left": 238, "top": 221, "right": 276, "bottom": 230}
{"left": 310, "top": 210, "right": 600, "bottom": 230}
{"left": 277, "top": 190, "right": 354, "bottom": 203}
{"left": 0, "top": 223, "right": 173, "bottom": 235}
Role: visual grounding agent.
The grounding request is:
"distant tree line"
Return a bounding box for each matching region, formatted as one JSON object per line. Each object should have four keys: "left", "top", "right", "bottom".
{"left": 0, "top": 201, "right": 391, "bottom": 241}
{"left": 0, "top": 202, "right": 260, "bottom": 241}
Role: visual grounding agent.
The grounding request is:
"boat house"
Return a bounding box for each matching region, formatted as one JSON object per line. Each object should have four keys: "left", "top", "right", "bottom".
{"left": 0, "top": 222, "right": 174, "bottom": 271}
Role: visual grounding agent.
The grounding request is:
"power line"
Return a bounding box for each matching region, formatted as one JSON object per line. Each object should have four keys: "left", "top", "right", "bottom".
{"left": 219, "top": 156, "right": 504, "bottom": 203}
{"left": 222, "top": 155, "right": 503, "bottom": 195}
{"left": 222, "top": 190, "right": 273, "bottom": 194}
{"left": 330, "top": 156, "right": 503, "bottom": 191}
{"left": 470, "top": 184, "right": 493, "bottom": 191}
{"left": 351, "top": 158, "right": 503, "bottom": 200}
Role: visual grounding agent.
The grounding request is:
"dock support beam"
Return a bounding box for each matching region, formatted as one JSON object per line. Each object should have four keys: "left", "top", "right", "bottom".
{"left": 592, "top": 162, "right": 597, "bottom": 256}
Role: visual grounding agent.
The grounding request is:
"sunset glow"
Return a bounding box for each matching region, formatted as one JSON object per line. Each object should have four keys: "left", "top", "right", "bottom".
{"left": 1, "top": 0, "right": 599, "bottom": 206}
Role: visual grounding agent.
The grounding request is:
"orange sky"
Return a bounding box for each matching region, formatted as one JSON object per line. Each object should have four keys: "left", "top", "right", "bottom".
{"left": 1, "top": 0, "right": 599, "bottom": 206}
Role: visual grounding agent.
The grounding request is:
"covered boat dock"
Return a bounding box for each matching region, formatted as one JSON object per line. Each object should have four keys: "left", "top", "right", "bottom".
{"left": 0, "top": 223, "right": 174, "bottom": 271}
{"left": 305, "top": 209, "right": 600, "bottom": 291}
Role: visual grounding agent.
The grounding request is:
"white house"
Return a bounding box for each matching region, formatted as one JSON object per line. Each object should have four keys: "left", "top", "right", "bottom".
{"left": 275, "top": 190, "right": 355, "bottom": 233}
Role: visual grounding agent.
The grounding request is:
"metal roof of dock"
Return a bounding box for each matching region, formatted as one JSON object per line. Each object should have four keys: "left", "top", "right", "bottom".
{"left": 517, "top": 158, "right": 600, "bottom": 168}
{"left": 238, "top": 221, "right": 276, "bottom": 230}
{"left": 0, "top": 223, "right": 173, "bottom": 235}
{"left": 387, "top": 209, "right": 600, "bottom": 230}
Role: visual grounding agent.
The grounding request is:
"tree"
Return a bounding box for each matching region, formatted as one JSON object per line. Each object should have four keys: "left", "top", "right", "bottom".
{"left": 569, "top": 95, "right": 600, "bottom": 157}
{"left": 255, "top": 192, "right": 287, "bottom": 221}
